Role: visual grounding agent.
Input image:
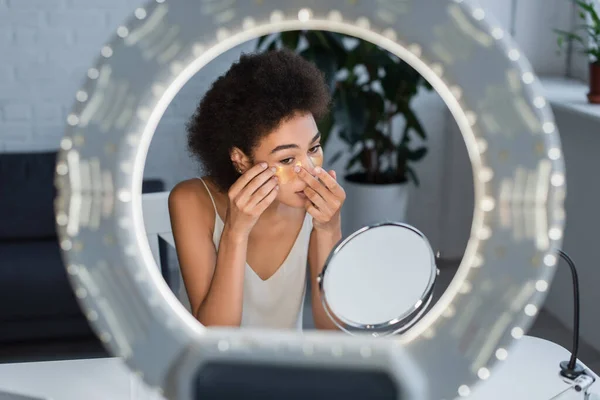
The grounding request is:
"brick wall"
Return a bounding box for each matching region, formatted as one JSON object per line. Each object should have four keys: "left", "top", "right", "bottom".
{"left": 0, "top": 0, "right": 256, "bottom": 191}
{"left": 0, "top": 0, "right": 143, "bottom": 152}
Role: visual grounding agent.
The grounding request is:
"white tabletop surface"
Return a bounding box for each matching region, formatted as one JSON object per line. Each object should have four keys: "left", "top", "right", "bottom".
{"left": 0, "top": 357, "right": 163, "bottom": 400}
{"left": 470, "top": 335, "right": 598, "bottom": 399}
{"left": 0, "top": 335, "right": 597, "bottom": 400}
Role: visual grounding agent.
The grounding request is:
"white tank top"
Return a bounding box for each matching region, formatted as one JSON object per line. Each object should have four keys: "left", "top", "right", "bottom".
{"left": 198, "top": 178, "right": 312, "bottom": 331}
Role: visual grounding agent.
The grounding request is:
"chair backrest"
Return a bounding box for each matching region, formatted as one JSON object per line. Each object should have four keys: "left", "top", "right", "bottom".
{"left": 141, "top": 191, "right": 175, "bottom": 263}
{"left": 141, "top": 191, "right": 191, "bottom": 312}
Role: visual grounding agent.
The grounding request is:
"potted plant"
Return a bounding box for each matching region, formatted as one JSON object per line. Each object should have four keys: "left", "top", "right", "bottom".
{"left": 256, "top": 31, "right": 433, "bottom": 235}
{"left": 555, "top": 0, "right": 600, "bottom": 103}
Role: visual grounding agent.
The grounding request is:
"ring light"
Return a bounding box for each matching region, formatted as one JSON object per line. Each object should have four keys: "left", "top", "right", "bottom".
{"left": 54, "top": 0, "right": 566, "bottom": 398}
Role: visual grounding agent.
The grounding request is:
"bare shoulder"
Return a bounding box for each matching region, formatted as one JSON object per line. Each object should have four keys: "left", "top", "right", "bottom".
{"left": 170, "top": 178, "right": 205, "bottom": 202}
{"left": 168, "top": 178, "right": 217, "bottom": 225}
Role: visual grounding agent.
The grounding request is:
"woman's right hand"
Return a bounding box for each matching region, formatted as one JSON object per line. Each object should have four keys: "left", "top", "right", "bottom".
{"left": 224, "top": 162, "right": 279, "bottom": 237}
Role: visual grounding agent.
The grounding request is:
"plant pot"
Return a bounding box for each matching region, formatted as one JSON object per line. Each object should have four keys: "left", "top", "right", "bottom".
{"left": 588, "top": 62, "right": 600, "bottom": 104}
{"left": 341, "top": 176, "right": 409, "bottom": 238}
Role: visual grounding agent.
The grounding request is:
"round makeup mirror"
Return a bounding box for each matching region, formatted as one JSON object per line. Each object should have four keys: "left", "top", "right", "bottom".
{"left": 319, "top": 223, "right": 437, "bottom": 336}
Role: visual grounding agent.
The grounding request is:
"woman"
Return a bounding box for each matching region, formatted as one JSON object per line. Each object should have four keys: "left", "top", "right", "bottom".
{"left": 169, "top": 49, "right": 345, "bottom": 331}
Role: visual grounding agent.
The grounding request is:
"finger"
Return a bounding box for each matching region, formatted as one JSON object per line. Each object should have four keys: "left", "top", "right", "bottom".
{"left": 296, "top": 166, "right": 336, "bottom": 203}
{"left": 247, "top": 177, "right": 278, "bottom": 208}
{"left": 244, "top": 167, "right": 277, "bottom": 196}
{"left": 254, "top": 184, "right": 279, "bottom": 214}
{"left": 305, "top": 200, "right": 325, "bottom": 221}
{"left": 314, "top": 168, "right": 345, "bottom": 198}
{"left": 329, "top": 170, "right": 337, "bottom": 180}
{"left": 303, "top": 187, "right": 331, "bottom": 215}
{"left": 229, "top": 162, "right": 269, "bottom": 198}
{"left": 236, "top": 168, "right": 276, "bottom": 205}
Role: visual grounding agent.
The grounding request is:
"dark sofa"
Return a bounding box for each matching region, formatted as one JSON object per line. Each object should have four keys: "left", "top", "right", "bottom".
{"left": 0, "top": 151, "right": 166, "bottom": 344}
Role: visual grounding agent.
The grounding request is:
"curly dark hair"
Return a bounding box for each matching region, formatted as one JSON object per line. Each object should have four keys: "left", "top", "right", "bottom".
{"left": 186, "top": 48, "right": 331, "bottom": 193}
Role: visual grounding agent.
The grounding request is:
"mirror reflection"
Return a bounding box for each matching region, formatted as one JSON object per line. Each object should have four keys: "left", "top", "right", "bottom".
{"left": 319, "top": 223, "right": 437, "bottom": 336}
{"left": 142, "top": 31, "right": 471, "bottom": 333}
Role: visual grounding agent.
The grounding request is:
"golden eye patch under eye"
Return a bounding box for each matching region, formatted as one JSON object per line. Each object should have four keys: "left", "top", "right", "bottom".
{"left": 309, "top": 153, "right": 323, "bottom": 168}
{"left": 275, "top": 161, "right": 302, "bottom": 184}
{"left": 274, "top": 152, "right": 324, "bottom": 184}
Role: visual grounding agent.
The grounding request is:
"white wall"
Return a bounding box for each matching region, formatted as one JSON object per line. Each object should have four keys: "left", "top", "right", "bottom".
{"left": 513, "top": 0, "right": 573, "bottom": 75}
{"left": 0, "top": 0, "right": 144, "bottom": 152}
{"left": 543, "top": 109, "right": 600, "bottom": 352}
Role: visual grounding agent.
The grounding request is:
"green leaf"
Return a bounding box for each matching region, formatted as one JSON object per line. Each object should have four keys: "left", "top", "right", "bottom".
{"left": 373, "top": 129, "right": 394, "bottom": 153}
{"left": 364, "top": 91, "right": 385, "bottom": 119}
{"left": 554, "top": 29, "right": 585, "bottom": 45}
{"left": 399, "top": 104, "right": 427, "bottom": 140}
{"left": 316, "top": 110, "right": 334, "bottom": 149}
{"left": 380, "top": 68, "right": 402, "bottom": 101}
{"left": 345, "top": 149, "right": 364, "bottom": 171}
{"left": 334, "top": 86, "right": 368, "bottom": 146}
{"left": 406, "top": 165, "right": 420, "bottom": 186}
{"left": 421, "top": 78, "right": 434, "bottom": 91}
{"left": 300, "top": 45, "right": 338, "bottom": 90}
{"left": 407, "top": 146, "right": 428, "bottom": 161}
{"left": 256, "top": 34, "right": 272, "bottom": 51}
{"left": 305, "top": 31, "right": 344, "bottom": 57}
{"left": 322, "top": 31, "right": 347, "bottom": 50}
{"left": 312, "top": 31, "right": 333, "bottom": 48}
{"left": 396, "top": 144, "right": 409, "bottom": 168}
{"left": 280, "top": 30, "right": 301, "bottom": 50}
{"left": 344, "top": 39, "right": 385, "bottom": 72}
{"left": 399, "top": 124, "right": 411, "bottom": 145}
{"left": 328, "top": 150, "right": 344, "bottom": 166}
{"left": 267, "top": 39, "right": 278, "bottom": 51}
{"left": 574, "top": 23, "right": 599, "bottom": 35}
{"left": 575, "top": 1, "right": 600, "bottom": 27}
{"left": 582, "top": 48, "right": 600, "bottom": 60}
{"left": 381, "top": 61, "right": 423, "bottom": 103}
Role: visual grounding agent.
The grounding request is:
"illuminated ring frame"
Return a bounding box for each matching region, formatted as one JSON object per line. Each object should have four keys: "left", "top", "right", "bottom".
{"left": 318, "top": 222, "right": 438, "bottom": 337}
{"left": 54, "top": 0, "right": 566, "bottom": 398}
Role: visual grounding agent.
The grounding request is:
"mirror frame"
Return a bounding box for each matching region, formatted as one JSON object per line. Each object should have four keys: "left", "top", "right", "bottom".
{"left": 318, "top": 222, "right": 438, "bottom": 336}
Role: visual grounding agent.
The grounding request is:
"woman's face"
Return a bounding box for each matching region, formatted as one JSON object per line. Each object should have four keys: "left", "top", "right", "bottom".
{"left": 251, "top": 112, "right": 324, "bottom": 209}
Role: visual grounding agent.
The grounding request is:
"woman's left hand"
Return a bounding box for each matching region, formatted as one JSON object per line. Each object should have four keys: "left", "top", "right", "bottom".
{"left": 295, "top": 166, "right": 345, "bottom": 232}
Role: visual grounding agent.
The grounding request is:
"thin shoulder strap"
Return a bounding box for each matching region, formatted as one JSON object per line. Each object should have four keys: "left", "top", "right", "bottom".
{"left": 197, "top": 177, "right": 218, "bottom": 214}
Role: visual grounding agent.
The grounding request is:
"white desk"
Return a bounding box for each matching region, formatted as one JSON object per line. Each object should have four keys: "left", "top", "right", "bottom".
{"left": 0, "top": 336, "right": 597, "bottom": 399}
{"left": 0, "top": 357, "right": 163, "bottom": 400}
{"left": 471, "top": 336, "right": 598, "bottom": 398}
